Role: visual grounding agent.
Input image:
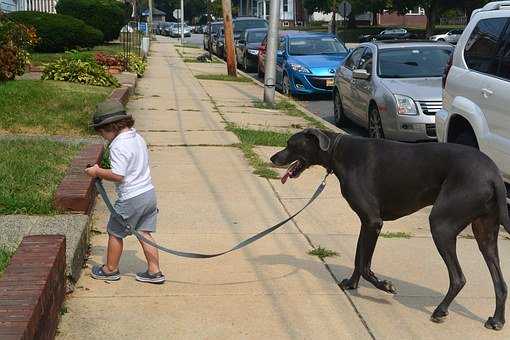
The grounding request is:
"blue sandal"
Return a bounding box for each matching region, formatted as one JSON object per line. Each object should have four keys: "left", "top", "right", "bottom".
{"left": 91, "top": 265, "right": 120, "bottom": 281}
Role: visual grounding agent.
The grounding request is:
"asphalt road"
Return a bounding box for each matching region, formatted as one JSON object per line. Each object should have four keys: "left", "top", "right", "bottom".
{"left": 180, "top": 33, "right": 367, "bottom": 136}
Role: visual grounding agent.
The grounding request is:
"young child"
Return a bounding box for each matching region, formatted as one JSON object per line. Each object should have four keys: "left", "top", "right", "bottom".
{"left": 85, "top": 100, "right": 165, "bottom": 284}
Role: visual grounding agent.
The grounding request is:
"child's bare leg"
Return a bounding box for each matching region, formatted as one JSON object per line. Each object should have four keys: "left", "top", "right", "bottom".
{"left": 138, "top": 231, "right": 161, "bottom": 273}
{"left": 105, "top": 234, "right": 123, "bottom": 272}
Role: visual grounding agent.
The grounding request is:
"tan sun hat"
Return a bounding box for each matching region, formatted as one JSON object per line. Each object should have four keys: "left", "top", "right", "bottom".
{"left": 90, "top": 100, "right": 132, "bottom": 128}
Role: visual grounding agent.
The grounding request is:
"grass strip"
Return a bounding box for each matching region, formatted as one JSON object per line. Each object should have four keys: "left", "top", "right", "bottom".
{"left": 227, "top": 124, "right": 291, "bottom": 147}
{"left": 0, "top": 139, "right": 81, "bottom": 215}
{"left": 184, "top": 58, "right": 222, "bottom": 64}
{"left": 253, "top": 99, "right": 326, "bottom": 129}
{"left": 195, "top": 74, "right": 252, "bottom": 82}
{"left": 379, "top": 231, "right": 412, "bottom": 239}
{"left": 239, "top": 143, "right": 279, "bottom": 179}
{"left": 0, "top": 80, "right": 110, "bottom": 136}
{"left": 0, "top": 248, "right": 13, "bottom": 275}
{"left": 308, "top": 246, "right": 339, "bottom": 260}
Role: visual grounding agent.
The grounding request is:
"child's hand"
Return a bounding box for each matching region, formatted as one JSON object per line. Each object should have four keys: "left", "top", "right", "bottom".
{"left": 85, "top": 164, "right": 100, "bottom": 178}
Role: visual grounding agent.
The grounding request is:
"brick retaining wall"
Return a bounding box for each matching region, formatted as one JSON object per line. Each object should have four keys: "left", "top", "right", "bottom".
{"left": 0, "top": 235, "right": 66, "bottom": 340}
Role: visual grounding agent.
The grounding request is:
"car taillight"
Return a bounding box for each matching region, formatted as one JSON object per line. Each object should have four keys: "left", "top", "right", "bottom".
{"left": 442, "top": 55, "right": 453, "bottom": 89}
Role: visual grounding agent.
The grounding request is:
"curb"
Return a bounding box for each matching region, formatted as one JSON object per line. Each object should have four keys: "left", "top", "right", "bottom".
{"left": 0, "top": 235, "right": 66, "bottom": 340}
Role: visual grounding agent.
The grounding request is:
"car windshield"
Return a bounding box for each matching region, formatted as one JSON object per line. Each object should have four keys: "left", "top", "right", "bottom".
{"left": 211, "top": 24, "right": 222, "bottom": 34}
{"left": 235, "top": 20, "right": 268, "bottom": 32}
{"left": 247, "top": 31, "right": 267, "bottom": 43}
{"left": 288, "top": 37, "right": 348, "bottom": 55}
{"left": 378, "top": 47, "right": 453, "bottom": 78}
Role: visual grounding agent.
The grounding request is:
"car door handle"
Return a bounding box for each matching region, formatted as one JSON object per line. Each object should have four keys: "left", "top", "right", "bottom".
{"left": 481, "top": 88, "right": 494, "bottom": 98}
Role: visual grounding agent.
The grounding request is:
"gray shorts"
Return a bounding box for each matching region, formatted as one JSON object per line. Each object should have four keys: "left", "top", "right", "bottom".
{"left": 107, "top": 189, "right": 158, "bottom": 239}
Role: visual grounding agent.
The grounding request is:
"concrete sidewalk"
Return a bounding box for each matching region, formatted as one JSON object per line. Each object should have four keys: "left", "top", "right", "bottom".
{"left": 58, "top": 38, "right": 510, "bottom": 339}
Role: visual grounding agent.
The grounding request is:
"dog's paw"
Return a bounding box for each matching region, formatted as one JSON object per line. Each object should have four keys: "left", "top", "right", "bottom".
{"left": 484, "top": 317, "right": 505, "bottom": 331}
{"left": 339, "top": 278, "right": 358, "bottom": 290}
{"left": 376, "top": 280, "right": 397, "bottom": 294}
{"left": 430, "top": 309, "right": 449, "bottom": 323}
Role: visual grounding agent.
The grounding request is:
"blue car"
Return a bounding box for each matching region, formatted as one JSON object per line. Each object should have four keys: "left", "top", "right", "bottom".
{"left": 276, "top": 33, "right": 349, "bottom": 96}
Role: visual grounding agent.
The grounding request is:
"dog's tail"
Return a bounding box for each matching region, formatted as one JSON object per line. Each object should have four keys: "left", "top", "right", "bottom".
{"left": 494, "top": 179, "right": 510, "bottom": 234}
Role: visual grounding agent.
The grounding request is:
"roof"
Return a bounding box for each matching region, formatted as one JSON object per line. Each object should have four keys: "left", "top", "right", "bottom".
{"left": 141, "top": 8, "right": 166, "bottom": 16}
{"left": 367, "top": 40, "right": 454, "bottom": 49}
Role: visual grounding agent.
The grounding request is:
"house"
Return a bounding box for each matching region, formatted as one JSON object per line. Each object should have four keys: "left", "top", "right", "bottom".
{"left": 239, "top": 0, "right": 305, "bottom": 27}
{"left": 141, "top": 8, "right": 166, "bottom": 24}
{"left": 377, "top": 7, "right": 427, "bottom": 28}
{"left": 1, "top": 0, "right": 56, "bottom": 13}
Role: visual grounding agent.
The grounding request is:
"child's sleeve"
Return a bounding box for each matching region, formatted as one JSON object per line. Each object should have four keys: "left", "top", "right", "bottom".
{"left": 109, "top": 145, "right": 128, "bottom": 177}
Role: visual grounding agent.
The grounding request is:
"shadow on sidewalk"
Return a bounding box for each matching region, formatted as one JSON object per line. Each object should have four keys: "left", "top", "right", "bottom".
{"left": 88, "top": 245, "right": 149, "bottom": 277}
{"left": 252, "top": 254, "right": 485, "bottom": 323}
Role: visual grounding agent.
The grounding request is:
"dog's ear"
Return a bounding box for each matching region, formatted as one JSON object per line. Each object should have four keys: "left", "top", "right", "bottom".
{"left": 303, "top": 128, "right": 331, "bottom": 151}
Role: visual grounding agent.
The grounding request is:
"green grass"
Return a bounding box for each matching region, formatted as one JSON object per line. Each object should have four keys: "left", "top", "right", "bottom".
{"left": 0, "top": 248, "right": 13, "bottom": 275}
{"left": 239, "top": 143, "right": 279, "bottom": 179}
{"left": 227, "top": 124, "right": 291, "bottom": 147}
{"left": 195, "top": 74, "right": 252, "bottom": 82}
{"left": 0, "top": 139, "right": 81, "bottom": 215}
{"left": 30, "top": 43, "right": 125, "bottom": 66}
{"left": 308, "top": 246, "right": 339, "bottom": 260}
{"left": 379, "top": 231, "right": 412, "bottom": 239}
{"left": 0, "top": 80, "right": 111, "bottom": 136}
{"left": 253, "top": 99, "right": 326, "bottom": 129}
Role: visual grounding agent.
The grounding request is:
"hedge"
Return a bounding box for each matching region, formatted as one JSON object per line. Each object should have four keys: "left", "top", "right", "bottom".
{"left": 56, "top": 0, "right": 126, "bottom": 42}
{"left": 8, "top": 11, "right": 103, "bottom": 52}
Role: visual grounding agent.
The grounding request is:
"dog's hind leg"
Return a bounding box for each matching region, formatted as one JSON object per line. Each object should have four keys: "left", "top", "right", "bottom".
{"left": 472, "top": 215, "right": 507, "bottom": 331}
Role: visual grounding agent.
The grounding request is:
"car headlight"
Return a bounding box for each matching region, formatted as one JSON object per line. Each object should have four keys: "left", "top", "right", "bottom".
{"left": 395, "top": 94, "right": 418, "bottom": 115}
{"left": 247, "top": 49, "right": 259, "bottom": 55}
{"left": 289, "top": 63, "right": 311, "bottom": 74}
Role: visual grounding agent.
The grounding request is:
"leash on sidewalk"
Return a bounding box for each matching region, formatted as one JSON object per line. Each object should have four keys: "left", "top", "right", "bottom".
{"left": 93, "top": 171, "right": 331, "bottom": 259}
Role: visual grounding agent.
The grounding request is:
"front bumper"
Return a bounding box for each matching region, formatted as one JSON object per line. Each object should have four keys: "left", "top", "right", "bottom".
{"left": 387, "top": 114, "right": 437, "bottom": 142}
{"left": 289, "top": 73, "right": 335, "bottom": 95}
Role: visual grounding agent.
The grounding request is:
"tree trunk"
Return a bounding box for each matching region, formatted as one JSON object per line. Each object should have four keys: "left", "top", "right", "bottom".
{"left": 425, "top": 1, "right": 438, "bottom": 38}
{"left": 347, "top": 11, "right": 356, "bottom": 29}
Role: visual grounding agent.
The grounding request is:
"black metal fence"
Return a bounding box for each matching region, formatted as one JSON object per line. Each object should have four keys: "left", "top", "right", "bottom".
{"left": 120, "top": 21, "right": 143, "bottom": 69}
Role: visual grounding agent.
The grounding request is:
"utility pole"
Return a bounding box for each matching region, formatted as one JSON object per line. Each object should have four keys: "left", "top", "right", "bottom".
{"left": 180, "top": 0, "right": 185, "bottom": 44}
{"left": 207, "top": 0, "right": 212, "bottom": 60}
{"left": 222, "top": 0, "right": 237, "bottom": 76}
{"left": 148, "top": 0, "right": 153, "bottom": 37}
{"left": 263, "top": 0, "right": 280, "bottom": 105}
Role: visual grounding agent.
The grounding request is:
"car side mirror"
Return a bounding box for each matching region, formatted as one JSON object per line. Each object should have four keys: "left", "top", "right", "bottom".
{"left": 353, "top": 69, "right": 371, "bottom": 80}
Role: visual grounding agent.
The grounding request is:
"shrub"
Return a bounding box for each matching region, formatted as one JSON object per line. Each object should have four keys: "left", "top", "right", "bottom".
{"left": 95, "top": 52, "right": 122, "bottom": 67}
{"left": 42, "top": 57, "right": 119, "bottom": 87}
{"left": 0, "top": 13, "right": 38, "bottom": 80}
{"left": 56, "top": 0, "right": 126, "bottom": 42}
{"left": 117, "top": 53, "right": 146, "bottom": 77}
{"left": 8, "top": 11, "right": 103, "bottom": 52}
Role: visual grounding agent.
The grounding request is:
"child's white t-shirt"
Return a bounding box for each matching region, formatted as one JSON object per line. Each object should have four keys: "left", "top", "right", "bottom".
{"left": 109, "top": 129, "right": 154, "bottom": 201}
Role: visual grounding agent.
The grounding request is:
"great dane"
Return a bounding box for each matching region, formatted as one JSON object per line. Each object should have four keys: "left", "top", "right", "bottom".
{"left": 271, "top": 128, "right": 510, "bottom": 330}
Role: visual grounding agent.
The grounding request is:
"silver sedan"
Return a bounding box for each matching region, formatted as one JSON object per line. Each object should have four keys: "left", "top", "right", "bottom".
{"left": 333, "top": 41, "right": 453, "bottom": 141}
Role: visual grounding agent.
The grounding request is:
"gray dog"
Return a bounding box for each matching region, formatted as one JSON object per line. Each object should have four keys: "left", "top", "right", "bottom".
{"left": 271, "top": 128, "right": 510, "bottom": 330}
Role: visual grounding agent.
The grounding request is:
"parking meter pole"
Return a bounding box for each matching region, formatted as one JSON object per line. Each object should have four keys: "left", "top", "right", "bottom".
{"left": 180, "top": 0, "right": 184, "bottom": 44}
{"left": 222, "top": 0, "right": 237, "bottom": 77}
{"left": 263, "top": 0, "right": 280, "bottom": 105}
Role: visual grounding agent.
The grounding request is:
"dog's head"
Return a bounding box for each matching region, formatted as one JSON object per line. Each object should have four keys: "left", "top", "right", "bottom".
{"left": 270, "top": 128, "right": 332, "bottom": 184}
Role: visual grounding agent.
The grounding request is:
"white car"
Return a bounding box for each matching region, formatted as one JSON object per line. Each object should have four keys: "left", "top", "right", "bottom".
{"left": 171, "top": 24, "right": 191, "bottom": 38}
{"left": 429, "top": 29, "right": 464, "bottom": 44}
{"left": 436, "top": 1, "right": 510, "bottom": 199}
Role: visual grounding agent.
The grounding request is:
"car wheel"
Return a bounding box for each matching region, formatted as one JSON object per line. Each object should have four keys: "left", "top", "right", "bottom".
{"left": 368, "top": 106, "right": 384, "bottom": 139}
{"left": 282, "top": 74, "right": 291, "bottom": 96}
{"left": 453, "top": 130, "right": 479, "bottom": 149}
{"left": 333, "top": 89, "right": 347, "bottom": 126}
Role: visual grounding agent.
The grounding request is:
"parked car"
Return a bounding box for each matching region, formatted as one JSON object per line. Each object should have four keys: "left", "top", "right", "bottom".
{"left": 236, "top": 28, "right": 268, "bottom": 71}
{"left": 233, "top": 17, "right": 268, "bottom": 41}
{"left": 429, "top": 29, "right": 464, "bottom": 44}
{"left": 273, "top": 32, "right": 349, "bottom": 96}
{"left": 171, "top": 23, "right": 191, "bottom": 38}
{"left": 163, "top": 22, "right": 176, "bottom": 36}
{"left": 359, "top": 28, "right": 413, "bottom": 42}
{"left": 437, "top": 1, "right": 510, "bottom": 189}
{"left": 204, "top": 21, "right": 223, "bottom": 51}
{"left": 159, "top": 22, "right": 174, "bottom": 36}
{"left": 258, "top": 30, "right": 300, "bottom": 78}
{"left": 334, "top": 41, "right": 453, "bottom": 141}
{"left": 212, "top": 26, "right": 225, "bottom": 57}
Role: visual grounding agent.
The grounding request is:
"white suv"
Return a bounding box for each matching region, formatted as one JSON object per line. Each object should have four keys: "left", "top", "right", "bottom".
{"left": 436, "top": 1, "right": 510, "bottom": 197}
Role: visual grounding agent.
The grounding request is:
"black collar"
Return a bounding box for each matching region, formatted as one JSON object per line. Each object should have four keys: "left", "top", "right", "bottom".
{"left": 327, "top": 133, "right": 343, "bottom": 174}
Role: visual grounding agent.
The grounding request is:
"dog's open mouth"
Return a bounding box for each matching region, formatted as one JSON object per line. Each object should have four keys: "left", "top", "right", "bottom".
{"left": 281, "top": 160, "right": 306, "bottom": 184}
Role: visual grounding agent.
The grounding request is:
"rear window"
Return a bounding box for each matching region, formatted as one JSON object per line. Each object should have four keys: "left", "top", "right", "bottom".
{"left": 247, "top": 31, "right": 267, "bottom": 43}
{"left": 235, "top": 20, "right": 268, "bottom": 32}
{"left": 464, "top": 17, "right": 509, "bottom": 76}
{"left": 378, "top": 47, "right": 453, "bottom": 78}
{"left": 498, "top": 27, "right": 510, "bottom": 80}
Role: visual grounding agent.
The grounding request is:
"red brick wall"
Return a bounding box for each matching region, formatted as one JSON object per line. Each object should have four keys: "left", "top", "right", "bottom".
{"left": 377, "top": 13, "right": 427, "bottom": 28}
{"left": 0, "top": 235, "right": 66, "bottom": 340}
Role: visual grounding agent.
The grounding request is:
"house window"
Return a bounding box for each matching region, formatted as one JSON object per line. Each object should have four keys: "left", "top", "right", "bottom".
{"left": 283, "top": 0, "right": 288, "bottom": 12}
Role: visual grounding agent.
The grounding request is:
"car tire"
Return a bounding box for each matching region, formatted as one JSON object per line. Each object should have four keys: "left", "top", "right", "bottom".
{"left": 333, "top": 89, "right": 347, "bottom": 126}
{"left": 453, "top": 130, "right": 479, "bottom": 149}
{"left": 282, "top": 74, "right": 291, "bottom": 96}
{"left": 368, "top": 106, "right": 385, "bottom": 139}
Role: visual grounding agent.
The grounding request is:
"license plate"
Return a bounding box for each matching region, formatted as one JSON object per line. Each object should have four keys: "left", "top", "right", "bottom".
{"left": 326, "top": 78, "right": 334, "bottom": 87}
